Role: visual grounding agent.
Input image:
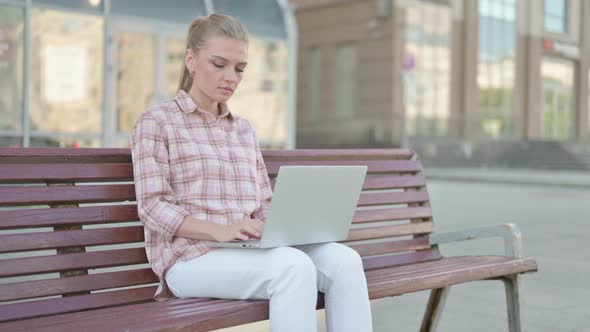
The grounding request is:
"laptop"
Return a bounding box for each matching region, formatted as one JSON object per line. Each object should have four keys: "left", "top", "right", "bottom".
{"left": 204, "top": 165, "right": 367, "bottom": 249}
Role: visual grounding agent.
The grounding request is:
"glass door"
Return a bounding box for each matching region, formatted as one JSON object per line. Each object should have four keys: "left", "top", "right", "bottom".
{"left": 106, "top": 19, "right": 185, "bottom": 147}
{"left": 540, "top": 57, "right": 575, "bottom": 140}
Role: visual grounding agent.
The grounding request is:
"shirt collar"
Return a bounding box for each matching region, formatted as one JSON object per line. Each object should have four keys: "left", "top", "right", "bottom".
{"left": 175, "top": 89, "right": 234, "bottom": 121}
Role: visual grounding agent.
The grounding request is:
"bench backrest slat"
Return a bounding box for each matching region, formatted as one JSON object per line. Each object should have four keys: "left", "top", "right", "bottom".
{"left": 0, "top": 269, "right": 157, "bottom": 303}
{"left": 0, "top": 205, "right": 138, "bottom": 230}
{"left": 0, "top": 147, "right": 438, "bottom": 322}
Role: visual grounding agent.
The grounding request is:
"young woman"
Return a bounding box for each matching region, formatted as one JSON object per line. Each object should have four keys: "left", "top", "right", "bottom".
{"left": 131, "top": 13, "right": 373, "bottom": 332}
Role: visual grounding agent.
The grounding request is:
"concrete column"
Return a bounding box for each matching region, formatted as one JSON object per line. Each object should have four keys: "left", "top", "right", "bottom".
{"left": 576, "top": 0, "right": 590, "bottom": 141}
{"left": 523, "top": 0, "right": 544, "bottom": 139}
{"left": 448, "top": 0, "right": 465, "bottom": 138}
{"left": 461, "top": 0, "right": 479, "bottom": 140}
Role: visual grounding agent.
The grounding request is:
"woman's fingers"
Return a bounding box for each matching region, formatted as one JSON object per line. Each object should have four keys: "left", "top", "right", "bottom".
{"left": 243, "top": 225, "right": 261, "bottom": 238}
{"left": 234, "top": 231, "right": 249, "bottom": 240}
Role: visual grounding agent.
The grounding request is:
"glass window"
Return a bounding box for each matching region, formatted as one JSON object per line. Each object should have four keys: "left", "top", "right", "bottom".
{"left": 110, "top": 0, "right": 206, "bottom": 26}
{"left": 29, "top": 8, "right": 103, "bottom": 135}
{"left": 403, "top": 0, "right": 452, "bottom": 136}
{"left": 0, "top": 5, "right": 24, "bottom": 136}
{"left": 29, "top": 135, "right": 100, "bottom": 148}
{"left": 33, "top": 0, "right": 103, "bottom": 13}
{"left": 226, "top": 38, "right": 288, "bottom": 147}
{"left": 477, "top": 0, "right": 517, "bottom": 139}
{"left": 544, "top": 0, "right": 568, "bottom": 34}
{"left": 540, "top": 57, "right": 574, "bottom": 140}
{"left": 307, "top": 48, "right": 321, "bottom": 122}
{"left": 212, "top": 0, "right": 286, "bottom": 39}
{"left": 165, "top": 37, "right": 185, "bottom": 100}
{"left": 333, "top": 44, "right": 357, "bottom": 119}
{"left": 116, "top": 31, "right": 156, "bottom": 133}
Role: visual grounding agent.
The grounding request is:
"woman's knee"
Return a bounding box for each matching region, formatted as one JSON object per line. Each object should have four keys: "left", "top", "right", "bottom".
{"left": 321, "top": 242, "right": 365, "bottom": 274}
{"left": 267, "top": 246, "right": 317, "bottom": 283}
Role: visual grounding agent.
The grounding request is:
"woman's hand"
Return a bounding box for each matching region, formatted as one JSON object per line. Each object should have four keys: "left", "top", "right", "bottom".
{"left": 213, "top": 218, "right": 265, "bottom": 242}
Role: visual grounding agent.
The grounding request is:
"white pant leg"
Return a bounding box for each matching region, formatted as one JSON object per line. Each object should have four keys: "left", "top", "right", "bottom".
{"left": 165, "top": 246, "right": 318, "bottom": 332}
{"left": 295, "top": 242, "right": 374, "bottom": 332}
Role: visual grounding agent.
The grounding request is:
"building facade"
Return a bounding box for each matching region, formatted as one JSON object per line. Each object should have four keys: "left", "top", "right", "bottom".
{"left": 0, "top": 0, "right": 294, "bottom": 149}
{"left": 293, "top": 0, "right": 590, "bottom": 169}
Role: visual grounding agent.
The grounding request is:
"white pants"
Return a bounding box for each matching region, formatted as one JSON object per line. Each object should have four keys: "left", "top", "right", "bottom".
{"left": 165, "top": 242, "right": 373, "bottom": 332}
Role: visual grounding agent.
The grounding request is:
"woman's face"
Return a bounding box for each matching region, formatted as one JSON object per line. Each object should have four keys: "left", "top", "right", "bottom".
{"left": 186, "top": 36, "right": 248, "bottom": 104}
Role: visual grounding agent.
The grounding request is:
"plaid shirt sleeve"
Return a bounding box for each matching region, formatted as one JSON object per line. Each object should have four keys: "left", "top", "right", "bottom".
{"left": 131, "top": 115, "right": 190, "bottom": 243}
{"left": 251, "top": 130, "right": 273, "bottom": 221}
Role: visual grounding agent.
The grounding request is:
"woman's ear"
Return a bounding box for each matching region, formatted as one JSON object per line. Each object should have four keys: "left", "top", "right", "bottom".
{"left": 185, "top": 48, "right": 194, "bottom": 74}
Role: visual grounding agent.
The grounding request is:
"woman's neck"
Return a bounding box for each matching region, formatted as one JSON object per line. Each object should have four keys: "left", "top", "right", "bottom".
{"left": 187, "top": 86, "right": 218, "bottom": 115}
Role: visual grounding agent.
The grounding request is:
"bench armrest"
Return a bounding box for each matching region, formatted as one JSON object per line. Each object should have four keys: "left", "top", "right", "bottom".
{"left": 429, "top": 223, "right": 523, "bottom": 258}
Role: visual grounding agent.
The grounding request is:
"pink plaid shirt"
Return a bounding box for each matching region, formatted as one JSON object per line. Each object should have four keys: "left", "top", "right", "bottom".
{"left": 131, "top": 90, "right": 272, "bottom": 301}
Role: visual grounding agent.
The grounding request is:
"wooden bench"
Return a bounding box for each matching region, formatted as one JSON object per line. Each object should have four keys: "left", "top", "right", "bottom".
{"left": 0, "top": 148, "right": 538, "bottom": 332}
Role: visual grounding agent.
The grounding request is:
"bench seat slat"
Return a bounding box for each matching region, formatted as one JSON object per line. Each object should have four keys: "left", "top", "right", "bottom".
{"left": 0, "top": 205, "right": 139, "bottom": 230}
{"left": 0, "top": 163, "right": 133, "bottom": 183}
{"left": 0, "top": 184, "right": 136, "bottom": 207}
{"left": 0, "top": 248, "right": 147, "bottom": 279}
{"left": 0, "top": 226, "right": 144, "bottom": 253}
{"left": 0, "top": 268, "right": 157, "bottom": 302}
{"left": 367, "top": 256, "right": 538, "bottom": 298}
{"left": 265, "top": 160, "right": 421, "bottom": 176}
{"left": 0, "top": 256, "right": 537, "bottom": 332}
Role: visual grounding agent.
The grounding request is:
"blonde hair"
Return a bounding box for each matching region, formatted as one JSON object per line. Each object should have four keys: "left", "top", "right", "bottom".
{"left": 178, "top": 13, "right": 249, "bottom": 93}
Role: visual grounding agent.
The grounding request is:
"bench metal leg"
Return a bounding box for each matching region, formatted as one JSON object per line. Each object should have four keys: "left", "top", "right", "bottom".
{"left": 420, "top": 287, "right": 450, "bottom": 332}
{"left": 503, "top": 274, "right": 523, "bottom": 332}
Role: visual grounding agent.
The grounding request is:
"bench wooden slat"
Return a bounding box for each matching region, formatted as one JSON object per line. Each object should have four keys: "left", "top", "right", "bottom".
{"left": 0, "top": 256, "right": 538, "bottom": 332}
{"left": 0, "top": 226, "right": 144, "bottom": 253}
{"left": 357, "top": 191, "right": 429, "bottom": 206}
{"left": 361, "top": 249, "right": 442, "bottom": 270}
{"left": 0, "top": 163, "right": 133, "bottom": 183}
{"left": 262, "top": 149, "right": 415, "bottom": 160}
{"left": 349, "top": 238, "right": 430, "bottom": 257}
{"left": 0, "top": 148, "right": 131, "bottom": 164}
{"left": 344, "top": 222, "right": 433, "bottom": 242}
{"left": 0, "top": 268, "right": 157, "bottom": 302}
{"left": 0, "top": 205, "right": 139, "bottom": 230}
{"left": 366, "top": 256, "right": 538, "bottom": 299}
{"left": 0, "top": 298, "right": 268, "bottom": 332}
{"left": 0, "top": 184, "right": 136, "bottom": 207}
{"left": 363, "top": 175, "right": 426, "bottom": 190}
{"left": 0, "top": 286, "right": 157, "bottom": 322}
{"left": 352, "top": 207, "right": 432, "bottom": 223}
{"left": 0, "top": 248, "right": 147, "bottom": 279}
{"left": 265, "top": 160, "right": 421, "bottom": 176}
{"left": 367, "top": 256, "right": 489, "bottom": 283}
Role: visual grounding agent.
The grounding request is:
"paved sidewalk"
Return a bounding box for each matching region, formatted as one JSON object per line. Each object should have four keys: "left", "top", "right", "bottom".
{"left": 424, "top": 167, "right": 590, "bottom": 189}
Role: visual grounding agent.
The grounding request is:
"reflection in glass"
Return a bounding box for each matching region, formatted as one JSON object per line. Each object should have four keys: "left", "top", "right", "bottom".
{"left": 165, "top": 37, "right": 185, "bottom": 100}
{"left": 544, "top": 0, "right": 568, "bottom": 34}
{"left": 333, "top": 45, "right": 357, "bottom": 119}
{"left": 307, "top": 48, "right": 321, "bottom": 122}
{"left": 403, "top": 0, "right": 452, "bottom": 136}
{"left": 29, "top": 9, "right": 103, "bottom": 135}
{"left": 0, "top": 136, "right": 22, "bottom": 148}
{"left": 116, "top": 31, "right": 156, "bottom": 133}
{"left": 477, "top": 0, "right": 516, "bottom": 139}
{"left": 29, "top": 135, "right": 100, "bottom": 148}
{"left": 541, "top": 57, "right": 574, "bottom": 140}
{"left": 228, "top": 38, "right": 288, "bottom": 147}
{"left": 0, "top": 5, "right": 24, "bottom": 132}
